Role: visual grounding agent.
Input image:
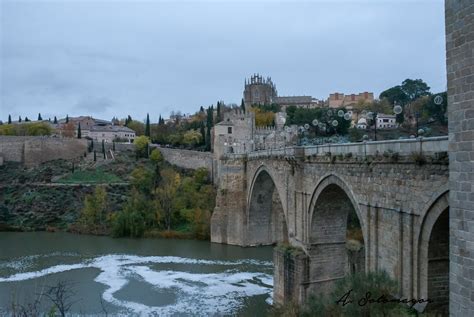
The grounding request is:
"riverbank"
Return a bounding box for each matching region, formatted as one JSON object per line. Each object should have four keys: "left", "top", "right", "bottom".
{"left": 0, "top": 146, "right": 216, "bottom": 240}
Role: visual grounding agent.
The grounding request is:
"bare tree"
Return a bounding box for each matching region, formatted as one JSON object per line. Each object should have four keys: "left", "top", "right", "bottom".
{"left": 43, "top": 280, "right": 78, "bottom": 317}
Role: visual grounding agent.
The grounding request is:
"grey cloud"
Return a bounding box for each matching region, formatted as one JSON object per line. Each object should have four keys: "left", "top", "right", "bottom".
{"left": 1, "top": 0, "right": 446, "bottom": 121}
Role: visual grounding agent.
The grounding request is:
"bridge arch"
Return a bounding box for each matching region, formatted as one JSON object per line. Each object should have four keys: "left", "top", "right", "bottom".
{"left": 308, "top": 174, "right": 366, "bottom": 244}
{"left": 306, "top": 174, "right": 366, "bottom": 294}
{"left": 246, "top": 165, "right": 288, "bottom": 246}
{"left": 417, "top": 190, "right": 449, "bottom": 314}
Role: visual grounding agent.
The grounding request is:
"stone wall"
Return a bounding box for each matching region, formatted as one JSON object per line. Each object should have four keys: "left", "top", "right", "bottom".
{"left": 445, "top": 1, "right": 474, "bottom": 315}
{"left": 0, "top": 136, "right": 87, "bottom": 167}
{"left": 155, "top": 147, "right": 213, "bottom": 172}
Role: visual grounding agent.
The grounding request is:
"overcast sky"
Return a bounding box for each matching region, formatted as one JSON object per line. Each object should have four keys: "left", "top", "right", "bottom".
{"left": 1, "top": 0, "right": 446, "bottom": 123}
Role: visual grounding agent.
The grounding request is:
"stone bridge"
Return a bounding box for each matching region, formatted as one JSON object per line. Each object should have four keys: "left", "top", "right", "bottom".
{"left": 211, "top": 136, "right": 449, "bottom": 313}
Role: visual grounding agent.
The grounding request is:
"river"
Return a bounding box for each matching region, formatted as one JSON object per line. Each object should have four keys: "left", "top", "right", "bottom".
{"left": 0, "top": 232, "right": 274, "bottom": 316}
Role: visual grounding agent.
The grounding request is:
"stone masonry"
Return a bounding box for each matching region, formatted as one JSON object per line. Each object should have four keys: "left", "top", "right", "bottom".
{"left": 0, "top": 136, "right": 87, "bottom": 167}
{"left": 445, "top": 1, "right": 474, "bottom": 315}
{"left": 211, "top": 138, "right": 450, "bottom": 313}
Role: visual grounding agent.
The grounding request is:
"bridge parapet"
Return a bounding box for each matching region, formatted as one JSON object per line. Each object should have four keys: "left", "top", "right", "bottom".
{"left": 222, "top": 136, "right": 448, "bottom": 160}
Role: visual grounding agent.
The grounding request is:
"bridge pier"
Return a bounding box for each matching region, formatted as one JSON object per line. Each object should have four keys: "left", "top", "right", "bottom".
{"left": 273, "top": 247, "right": 309, "bottom": 305}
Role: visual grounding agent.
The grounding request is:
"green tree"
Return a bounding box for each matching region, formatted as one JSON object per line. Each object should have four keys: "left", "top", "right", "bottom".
{"left": 426, "top": 92, "right": 448, "bottom": 125}
{"left": 127, "top": 120, "right": 145, "bottom": 136}
{"left": 145, "top": 113, "right": 151, "bottom": 137}
{"left": 38, "top": 113, "right": 42, "bottom": 121}
{"left": 130, "top": 166, "right": 154, "bottom": 195}
{"left": 150, "top": 148, "right": 163, "bottom": 163}
{"left": 200, "top": 122, "right": 206, "bottom": 145}
{"left": 66, "top": 115, "right": 69, "bottom": 123}
{"left": 24, "top": 117, "right": 30, "bottom": 122}
{"left": 155, "top": 168, "right": 181, "bottom": 230}
{"left": 241, "top": 98, "right": 246, "bottom": 113}
{"left": 216, "top": 101, "right": 221, "bottom": 122}
{"left": 79, "top": 186, "right": 108, "bottom": 228}
{"left": 53, "top": 116, "right": 58, "bottom": 124}
{"left": 112, "top": 189, "right": 155, "bottom": 238}
{"left": 18, "top": 116, "right": 22, "bottom": 123}
{"left": 77, "top": 123, "right": 82, "bottom": 139}
{"left": 25, "top": 122, "right": 52, "bottom": 136}
{"left": 8, "top": 115, "right": 11, "bottom": 124}
{"left": 205, "top": 125, "right": 211, "bottom": 151}
{"left": 133, "top": 135, "right": 150, "bottom": 158}
{"left": 401, "top": 78, "right": 431, "bottom": 101}
{"left": 183, "top": 129, "right": 202, "bottom": 146}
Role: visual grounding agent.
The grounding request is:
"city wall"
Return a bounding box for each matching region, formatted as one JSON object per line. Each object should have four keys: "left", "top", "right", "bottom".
{"left": 0, "top": 136, "right": 87, "bottom": 167}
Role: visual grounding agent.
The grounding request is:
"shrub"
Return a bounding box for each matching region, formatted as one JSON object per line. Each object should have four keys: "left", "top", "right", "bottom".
{"left": 301, "top": 271, "right": 415, "bottom": 317}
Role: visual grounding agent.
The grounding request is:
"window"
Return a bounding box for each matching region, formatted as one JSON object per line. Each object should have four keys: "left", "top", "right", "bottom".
{"left": 228, "top": 127, "right": 232, "bottom": 134}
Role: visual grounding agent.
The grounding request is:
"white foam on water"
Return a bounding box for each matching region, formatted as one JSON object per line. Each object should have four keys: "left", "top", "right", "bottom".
{"left": 0, "top": 263, "right": 91, "bottom": 282}
{"left": 0, "top": 253, "right": 274, "bottom": 316}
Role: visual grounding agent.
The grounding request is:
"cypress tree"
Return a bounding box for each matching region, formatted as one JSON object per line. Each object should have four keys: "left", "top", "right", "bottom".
{"left": 200, "top": 106, "right": 204, "bottom": 113}
{"left": 200, "top": 122, "right": 206, "bottom": 145}
{"left": 25, "top": 117, "right": 30, "bottom": 122}
{"left": 19, "top": 116, "right": 22, "bottom": 122}
{"left": 53, "top": 116, "right": 58, "bottom": 124}
{"left": 145, "top": 113, "right": 150, "bottom": 137}
{"left": 217, "top": 101, "right": 221, "bottom": 122}
{"left": 8, "top": 115, "right": 11, "bottom": 124}
{"left": 241, "top": 98, "right": 246, "bottom": 113}
{"left": 38, "top": 113, "right": 42, "bottom": 121}
{"left": 66, "top": 115, "right": 69, "bottom": 123}
{"left": 205, "top": 125, "right": 211, "bottom": 151}
{"left": 77, "top": 123, "right": 82, "bottom": 139}
{"left": 158, "top": 115, "right": 162, "bottom": 126}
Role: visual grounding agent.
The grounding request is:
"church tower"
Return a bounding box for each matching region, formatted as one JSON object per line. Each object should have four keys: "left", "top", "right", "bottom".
{"left": 243, "top": 74, "right": 278, "bottom": 109}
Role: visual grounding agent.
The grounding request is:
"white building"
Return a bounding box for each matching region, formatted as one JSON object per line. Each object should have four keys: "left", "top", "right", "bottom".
{"left": 376, "top": 114, "right": 397, "bottom": 129}
{"left": 356, "top": 118, "right": 367, "bottom": 129}
{"left": 86, "top": 125, "right": 136, "bottom": 143}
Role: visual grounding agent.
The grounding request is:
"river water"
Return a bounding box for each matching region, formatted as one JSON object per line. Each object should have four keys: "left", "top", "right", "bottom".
{"left": 0, "top": 232, "right": 274, "bottom": 316}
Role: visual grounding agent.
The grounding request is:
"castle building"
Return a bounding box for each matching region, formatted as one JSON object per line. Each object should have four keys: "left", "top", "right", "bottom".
{"left": 327, "top": 92, "right": 374, "bottom": 109}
